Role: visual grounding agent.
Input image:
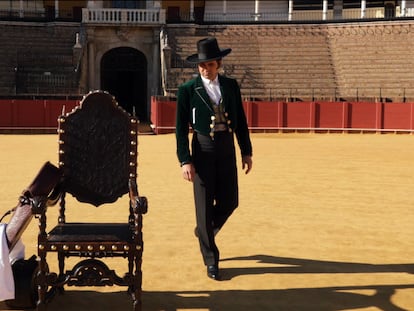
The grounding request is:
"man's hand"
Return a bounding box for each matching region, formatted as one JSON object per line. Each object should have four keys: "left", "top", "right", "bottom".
{"left": 242, "top": 155, "right": 252, "bottom": 174}
{"left": 182, "top": 163, "right": 195, "bottom": 182}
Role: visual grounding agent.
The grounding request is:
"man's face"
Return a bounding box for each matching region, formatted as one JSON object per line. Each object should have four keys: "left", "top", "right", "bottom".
{"left": 198, "top": 60, "right": 219, "bottom": 81}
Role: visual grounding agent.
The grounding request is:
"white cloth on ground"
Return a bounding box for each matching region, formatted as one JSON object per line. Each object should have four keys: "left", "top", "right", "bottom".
{"left": 0, "top": 223, "right": 25, "bottom": 301}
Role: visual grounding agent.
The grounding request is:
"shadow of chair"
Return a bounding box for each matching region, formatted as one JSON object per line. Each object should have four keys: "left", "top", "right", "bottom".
{"left": 32, "top": 90, "right": 148, "bottom": 311}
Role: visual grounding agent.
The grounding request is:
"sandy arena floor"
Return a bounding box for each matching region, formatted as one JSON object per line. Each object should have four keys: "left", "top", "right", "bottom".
{"left": 1, "top": 132, "right": 414, "bottom": 311}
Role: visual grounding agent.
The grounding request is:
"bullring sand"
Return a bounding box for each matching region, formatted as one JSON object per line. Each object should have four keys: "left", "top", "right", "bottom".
{"left": 1, "top": 132, "right": 414, "bottom": 311}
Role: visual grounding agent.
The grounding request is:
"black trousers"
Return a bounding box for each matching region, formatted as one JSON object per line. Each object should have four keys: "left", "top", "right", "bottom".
{"left": 192, "top": 131, "right": 239, "bottom": 266}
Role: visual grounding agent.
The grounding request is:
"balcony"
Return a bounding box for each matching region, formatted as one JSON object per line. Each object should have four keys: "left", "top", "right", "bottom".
{"left": 82, "top": 8, "right": 166, "bottom": 25}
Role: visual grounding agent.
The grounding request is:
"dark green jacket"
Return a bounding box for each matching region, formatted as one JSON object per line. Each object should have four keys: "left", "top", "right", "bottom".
{"left": 176, "top": 74, "right": 252, "bottom": 164}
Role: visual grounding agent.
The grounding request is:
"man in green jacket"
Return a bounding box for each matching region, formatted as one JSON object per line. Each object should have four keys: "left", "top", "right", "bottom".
{"left": 175, "top": 37, "right": 253, "bottom": 280}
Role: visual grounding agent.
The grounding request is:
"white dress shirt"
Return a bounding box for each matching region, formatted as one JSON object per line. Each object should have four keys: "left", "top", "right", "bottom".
{"left": 201, "top": 75, "right": 221, "bottom": 105}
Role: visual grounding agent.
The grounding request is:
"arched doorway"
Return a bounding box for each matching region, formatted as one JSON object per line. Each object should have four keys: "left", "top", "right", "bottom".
{"left": 101, "top": 47, "right": 148, "bottom": 121}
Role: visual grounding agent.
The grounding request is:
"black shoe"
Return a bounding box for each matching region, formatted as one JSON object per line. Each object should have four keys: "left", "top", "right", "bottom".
{"left": 207, "top": 264, "right": 220, "bottom": 280}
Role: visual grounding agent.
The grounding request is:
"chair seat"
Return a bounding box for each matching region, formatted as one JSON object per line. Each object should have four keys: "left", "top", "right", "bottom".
{"left": 48, "top": 223, "right": 133, "bottom": 243}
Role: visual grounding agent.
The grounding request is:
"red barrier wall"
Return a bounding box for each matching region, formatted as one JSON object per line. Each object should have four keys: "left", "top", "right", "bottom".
{"left": 382, "top": 103, "right": 414, "bottom": 130}
{"left": 45, "top": 100, "right": 79, "bottom": 127}
{"left": 316, "top": 101, "right": 347, "bottom": 128}
{"left": 285, "top": 102, "right": 314, "bottom": 128}
{"left": 150, "top": 97, "right": 176, "bottom": 134}
{"left": 0, "top": 99, "right": 79, "bottom": 131}
{"left": 150, "top": 97, "right": 414, "bottom": 134}
{"left": 2, "top": 97, "right": 414, "bottom": 134}
{"left": 0, "top": 100, "right": 13, "bottom": 127}
{"left": 14, "top": 100, "right": 45, "bottom": 127}
{"left": 246, "top": 101, "right": 282, "bottom": 128}
{"left": 348, "top": 102, "right": 378, "bottom": 129}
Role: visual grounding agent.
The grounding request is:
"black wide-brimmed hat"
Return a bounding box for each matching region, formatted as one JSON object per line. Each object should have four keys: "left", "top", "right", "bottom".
{"left": 186, "top": 37, "right": 232, "bottom": 64}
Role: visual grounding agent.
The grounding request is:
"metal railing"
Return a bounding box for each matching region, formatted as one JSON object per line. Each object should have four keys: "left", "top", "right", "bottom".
{"left": 15, "top": 70, "right": 82, "bottom": 96}
{"left": 173, "top": 7, "right": 414, "bottom": 24}
{"left": 0, "top": 6, "right": 412, "bottom": 24}
{"left": 0, "top": 8, "right": 82, "bottom": 22}
{"left": 204, "top": 11, "right": 290, "bottom": 22}
{"left": 241, "top": 87, "right": 414, "bottom": 102}
{"left": 82, "top": 8, "right": 166, "bottom": 25}
{"left": 163, "top": 86, "right": 414, "bottom": 103}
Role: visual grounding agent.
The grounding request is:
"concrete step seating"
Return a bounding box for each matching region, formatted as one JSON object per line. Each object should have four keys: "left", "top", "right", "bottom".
{"left": 166, "top": 21, "right": 414, "bottom": 102}
{"left": 0, "top": 23, "right": 80, "bottom": 95}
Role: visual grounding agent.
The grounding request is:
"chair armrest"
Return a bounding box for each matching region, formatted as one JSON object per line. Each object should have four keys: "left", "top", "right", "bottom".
{"left": 26, "top": 161, "right": 62, "bottom": 197}
{"left": 130, "top": 195, "right": 148, "bottom": 215}
{"left": 128, "top": 179, "right": 148, "bottom": 214}
{"left": 6, "top": 161, "right": 62, "bottom": 250}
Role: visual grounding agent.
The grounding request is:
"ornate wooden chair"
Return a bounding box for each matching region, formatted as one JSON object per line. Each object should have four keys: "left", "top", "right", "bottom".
{"left": 32, "top": 90, "right": 148, "bottom": 311}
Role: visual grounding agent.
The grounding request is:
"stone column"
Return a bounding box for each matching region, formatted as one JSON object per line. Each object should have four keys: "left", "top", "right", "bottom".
{"left": 87, "top": 29, "right": 95, "bottom": 91}
{"left": 401, "top": 0, "right": 407, "bottom": 17}
{"left": 19, "top": 0, "right": 23, "bottom": 18}
{"left": 322, "top": 0, "right": 328, "bottom": 20}
{"left": 55, "top": 0, "right": 59, "bottom": 18}
{"left": 160, "top": 28, "right": 171, "bottom": 96}
{"left": 288, "top": 0, "right": 293, "bottom": 21}
{"left": 254, "top": 0, "right": 259, "bottom": 21}
{"left": 361, "top": 0, "right": 366, "bottom": 18}
{"left": 190, "top": 0, "right": 194, "bottom": 21}
{"left": 333, "top": 0, "right": 343, "bottom": 20}
{"left": 152, "top": 30, "right": 161, "bottom": 99}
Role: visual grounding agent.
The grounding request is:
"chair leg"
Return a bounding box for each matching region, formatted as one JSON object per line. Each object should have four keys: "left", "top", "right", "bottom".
{"left": 131, "top": 277, "right": 141, "bottom": 311}
{"left": 133, "top": 299, "right": 141, "bottom": 311}
{"left": 57, "top": 252, "right": 65, "bottom": 294}
{"left": 36, "top": 253, "right": 48, "bottom": 311}
{"left": 133, "top": 254, "right": 143, "bottom": 311}
{"left": 127, "top": 253, "right": 142, "bottom": 311}
{"left": 36, "top": 289, "right": 47, "bottom": 311}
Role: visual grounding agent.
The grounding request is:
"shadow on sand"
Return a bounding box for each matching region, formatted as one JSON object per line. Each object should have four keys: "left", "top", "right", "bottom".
{"left": 1, "top": 255, "right": 413, "bottom": 311}
{"left": 219, "top": 254, "right": 414, "bottom": 279}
